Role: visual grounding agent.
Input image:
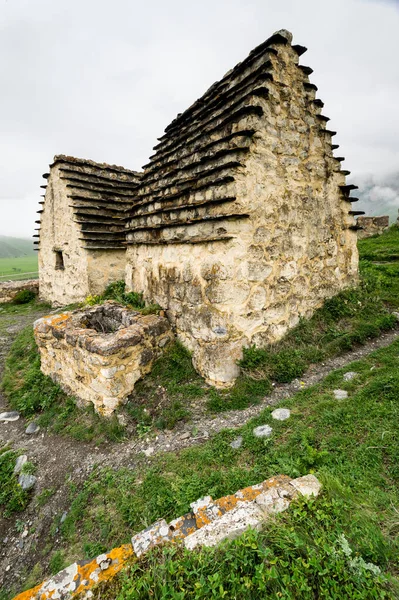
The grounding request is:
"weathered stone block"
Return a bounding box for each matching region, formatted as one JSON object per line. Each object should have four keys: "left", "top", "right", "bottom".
{"left": 34, "top": 301, "right": 174, "bottom": 415}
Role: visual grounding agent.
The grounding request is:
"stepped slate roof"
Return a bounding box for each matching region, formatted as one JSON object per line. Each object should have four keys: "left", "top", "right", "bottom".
{"left": 35, "top": 156, "right": 141, "bottom": 250}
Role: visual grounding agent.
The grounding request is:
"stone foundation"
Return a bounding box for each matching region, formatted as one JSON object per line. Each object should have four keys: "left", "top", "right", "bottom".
{"left": 356, "top": 216, "right": 390, "bottom": 239}
{"left": 33, "top": 301, "right": 174, "bottom": 415}
{"left": 0, "top": 279, "right": 39, "bottom": 304}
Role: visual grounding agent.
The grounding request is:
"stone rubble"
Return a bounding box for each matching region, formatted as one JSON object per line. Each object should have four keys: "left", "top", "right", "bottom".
{"left": 14, "top": 474, "right": 322, "bottom": 600}
{"left": 13, "top": 455, "right": 27, "bottom": 474}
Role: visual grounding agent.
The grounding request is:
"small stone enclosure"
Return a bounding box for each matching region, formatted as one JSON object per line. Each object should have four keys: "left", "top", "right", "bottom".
{"left": 36, "top": 29, "right": 359, "bottom": 391}
{"left": 34, "top": 302, "right": 173, "bottom": 415}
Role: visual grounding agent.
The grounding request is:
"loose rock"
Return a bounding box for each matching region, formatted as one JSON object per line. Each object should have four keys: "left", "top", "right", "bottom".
{"left": 253, "top": 425, "right": 273, "bottom": 438}
{"left": 18, "top": 474, "right": 37, "bottom": 491}
{"left": 230, "top": 436, "right": 243, "bottom": 449}
{"left": 13, "top": 455, "right": 28, "bottom": 474}
{"left": 333, "top": 389, "right": 348, "bottom": 400}
{"left": 0, "top": 411, "right": 20, "bottom": 422}
{"left": 271, "top": 408, "right": 291, "bottom": 421}
{"left": 25, "top": 422, "right": 40, "bottom": 435}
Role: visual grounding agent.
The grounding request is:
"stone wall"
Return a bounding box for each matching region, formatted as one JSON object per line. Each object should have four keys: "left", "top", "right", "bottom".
{"left": 13, "top": 474, "right": 321, "bottom": 600}
{"left": 37, "top": 157, "right": 140, "bottom": 306}
{"left": 125, "top": 30, "right": 359, "bottom": 386}
{"left": 34, "top": 302, "right": 174, "bottom": 415}
{"left": 0, "top": 279, "right": 39, "bottom": 304}
{"left": 356, "top": 215, "right": 389, "bottom": 239}
{"left": 38, "top": 162, "right": 93, "bottom": 306}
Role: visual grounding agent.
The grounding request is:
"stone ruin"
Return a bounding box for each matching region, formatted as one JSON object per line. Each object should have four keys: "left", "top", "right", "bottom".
{"left": 356, "top": 215, "right": 389, "bottom": 239}
{"left": 14, "top": 474, "right": 322, "bottom": 600}
{"left": 34, "top": 302, "right": 173, "bottom": 415}
{"left": 34, "top": 29, "right": 360, "bottom": 394}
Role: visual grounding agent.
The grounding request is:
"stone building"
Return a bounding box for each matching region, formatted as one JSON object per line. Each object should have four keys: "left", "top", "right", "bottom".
{"left": 124, "top": 29, "right": 359, "bottom": 385}
{"left": 37, "top": 29, "right": 360, "bottom": 386}
{"left": 36, "top": 156, "right": 141, "bottom": 306}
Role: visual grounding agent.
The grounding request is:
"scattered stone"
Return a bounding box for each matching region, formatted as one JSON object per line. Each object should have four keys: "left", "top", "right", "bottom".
{"left": 290, "top": 474, "right": 322, "bottom": 497}
{"left": 25, "top": 422, "right": 40, "bottom": 435}
{"left": 253, "top": 424, "right": 273, "bottom": 438}
{"left": 180, "top": 431, "right": 190, "bottom": 440}
{"left": 333, "top": 389, "right": 348, "bottom": 400}
{"left": 230, "top": 436, "right": 243, "bottom": 449}
{"left": 18, "top": 473, "right": 37, "bottom": 491}
{"left": 343, "top": 371, "right": 357, "bottom": 381}
{"left": 392, "top": 311, "right": 399, "bottom": 321}
{"left": 13, "top": 455, "right": 27, "bottom": 474}
{"left": 21, "top": 529, "right": 29, "bottom": 539}
{"left": 143, "top": 447, "right": 154, "bottom": 457}
{"left": 0, "top": 411, "right": 20, "bottom": 422}
{"left": 271, "top": 408, "right": 291, "bottom": 421}
{"left": 61, "top": 511, "right": 68, "bottom": 523}
{"left": 5, "top": 565, "right": 10, "bottom": 572}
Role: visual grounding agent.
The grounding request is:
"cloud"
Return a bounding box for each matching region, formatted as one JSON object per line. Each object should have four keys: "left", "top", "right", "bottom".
{"left": 0, "top": 0, "right": 398, "bottom": 235}
{"left": 356, "top": 172, "right": 399, "bottom": 221}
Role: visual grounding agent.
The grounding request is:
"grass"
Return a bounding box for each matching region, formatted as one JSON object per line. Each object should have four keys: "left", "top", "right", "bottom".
{"left": 1, "top": 325, "right": 125, "bottom": 443}
{"left": 53, "top": 338, "right": 399, "bottom": 598}
{"left": 358, "top": 225, "right": 399, "bottom": 262}
{"left": 2, "top": 227, "right": 399, "bottom": 441}
{"left": 0, "top": 446, "right": 31, "bottom": 517}
{"left": 0, "top": 255, "right": 38, "bottom": 281}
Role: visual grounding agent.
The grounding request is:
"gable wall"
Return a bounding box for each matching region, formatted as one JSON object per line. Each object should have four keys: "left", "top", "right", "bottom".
{"left": 125, "top": 33, "right": 358, "bottom": 386}
{"left": 38, "top": 165, "right": 91, "bottom": 305}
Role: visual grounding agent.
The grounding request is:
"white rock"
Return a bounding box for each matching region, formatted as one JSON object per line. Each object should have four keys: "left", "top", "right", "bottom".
{"left": 253, "top": 424, "right": 273, "bottom": 438}
{"left": 333, "top": 389, "right": 348, "bottom": 400}
{"left": 143, "top": 447, "right": 154, "bottom": 457}
{"left": 290, "top": 474, "right": 322, "bottom": 497}
{"left": 18, "top": 474, "right": 37, "bottom": 491}
{"left": 343, "top": 371, "right": 357, "bottom": 381}
{"left": 0, "top": 411, "right": 20, "bottom": 422}
{"left": 271, "top": 408, "right": 291, "bottom": 421}
{"left": 190, "top": 496, "right": 213, "bottom": 513}
{"left": 13, "top": 455, "right": 27, "bottom": 474}
{"left": 184, "top": 503, "right": 264, "bottom": 550}
{"left": 230, "top": 436, "right": 243, "bottom": 449}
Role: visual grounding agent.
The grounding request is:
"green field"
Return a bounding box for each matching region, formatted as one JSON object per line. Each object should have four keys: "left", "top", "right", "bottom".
{"left": 0, "top": 255, "right": 38, "bottom": 281}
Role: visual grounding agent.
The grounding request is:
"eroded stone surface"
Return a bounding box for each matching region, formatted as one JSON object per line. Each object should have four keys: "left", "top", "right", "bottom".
{"left": 34, "top": 302, "right": 174, "bottom": 415}
{"left": 230, "top": 436, "right": 243, "bottom": 449}
{"left": 25, "top": 422, "right": 40, "bottom": 435}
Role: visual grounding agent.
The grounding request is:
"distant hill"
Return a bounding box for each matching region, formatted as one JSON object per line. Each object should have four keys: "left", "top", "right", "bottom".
{"left": 0, "top": 236, "right": 35, "bottom": 258}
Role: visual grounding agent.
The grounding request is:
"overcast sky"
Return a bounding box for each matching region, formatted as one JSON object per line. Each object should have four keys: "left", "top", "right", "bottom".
{"left": 1, "top": 0, "right": 398, "bottom": 237}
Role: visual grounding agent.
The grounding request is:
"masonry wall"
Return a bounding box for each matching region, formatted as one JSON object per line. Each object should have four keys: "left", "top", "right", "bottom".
{"left": 38, "top": 165, "right": 91, "bottom": 306}
{"left": 126, "top": 35, "right": 359, "bottom": 386}
{"left": 38, "top": 164, "right": 129, "bottom": 306}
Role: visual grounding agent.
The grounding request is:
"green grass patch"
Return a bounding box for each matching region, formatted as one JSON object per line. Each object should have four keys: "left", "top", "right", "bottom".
{"left": 358, "top": 224, "right": 399, "bottom": 262}
{"left": 1, "top": 326, "right": 125, "bottom": 443}
{"left": 85, "top": 280, "right": 160, "bottom": 314}
{"left": 0, "top": 255, "right": 38, "bottom": 281}
{"left": 0, "top": 446, "right": 31, "bottom": 517}
{"left": 55, "top": 339, "right": 399, "bottom": 597}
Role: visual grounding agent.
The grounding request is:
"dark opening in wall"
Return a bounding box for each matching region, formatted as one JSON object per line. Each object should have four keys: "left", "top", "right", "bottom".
{"left": 55, "top": 250, "right": 65, "bottom": 270}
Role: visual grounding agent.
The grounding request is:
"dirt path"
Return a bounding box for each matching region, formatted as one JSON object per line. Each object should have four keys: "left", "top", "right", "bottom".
{"left": 0, "top": 306, "right": 398, "bottom": 594}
